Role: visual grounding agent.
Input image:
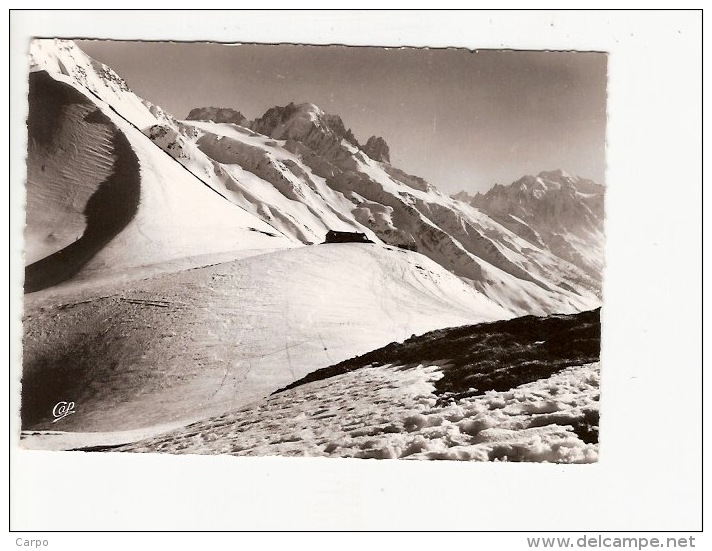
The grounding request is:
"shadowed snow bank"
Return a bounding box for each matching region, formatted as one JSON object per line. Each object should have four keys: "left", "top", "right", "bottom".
{"left": 25, "top": 72, "right": 141, "bottom": 293}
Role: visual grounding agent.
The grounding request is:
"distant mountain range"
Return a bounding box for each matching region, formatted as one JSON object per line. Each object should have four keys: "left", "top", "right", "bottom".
{"left": 454, "top": 169, "right": 604, "bottom": 283}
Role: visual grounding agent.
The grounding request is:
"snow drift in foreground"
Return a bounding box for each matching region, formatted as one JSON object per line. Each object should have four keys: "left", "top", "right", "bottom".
{"left": 95, "top": 309, "right": 600, "bottom": 462}
{"left": 116, "top": 363, "right": 600, "bottom": 463}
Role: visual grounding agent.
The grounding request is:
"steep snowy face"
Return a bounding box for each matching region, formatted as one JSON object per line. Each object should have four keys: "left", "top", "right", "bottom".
{"left": 29, "top": 39, "right": 172, "bottom": 129}
{"left": 459, "top": 170, "right": 605, "bottom": 286}
{"left": 475, "top": 170, "right": 604, "bottom": 227}
{"left": 24, "top": 40, "right": 294, "bottom": 291}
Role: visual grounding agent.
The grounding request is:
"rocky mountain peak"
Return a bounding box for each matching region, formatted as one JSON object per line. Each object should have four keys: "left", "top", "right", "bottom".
{"left": 362, "top": 136, "right": 391, "bottom": 163}
{"left": 249, "top": 102, "right": 361, "bottom": 161}
{"left": 250, "top": 102, "right": 358, "bottom": 147}
{"left": 471, "top": 170, "right": 604, "bottom": 282}
{"left": 186, "top": 107, "right": 248, "bottom": 126}
{"left": 536, "top": 169, "right": 605, "bottom": 195}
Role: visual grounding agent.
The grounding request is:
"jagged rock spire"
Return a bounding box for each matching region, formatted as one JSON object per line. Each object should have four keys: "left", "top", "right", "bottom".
{"left": 363, "top": 136, "right": 390, "bottom": 163}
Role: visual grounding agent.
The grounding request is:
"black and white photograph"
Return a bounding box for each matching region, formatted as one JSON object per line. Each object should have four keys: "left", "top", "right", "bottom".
{"left": 9, "top": 9, "right": 701, "bottom": 534}
{"left": 20, "top": 37, "right": 605, "bottom": 462}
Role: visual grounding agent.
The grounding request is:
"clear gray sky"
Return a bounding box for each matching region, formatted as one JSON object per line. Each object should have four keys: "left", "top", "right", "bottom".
{"left": 77, "top": 40, "right": 607, "bottom": 194}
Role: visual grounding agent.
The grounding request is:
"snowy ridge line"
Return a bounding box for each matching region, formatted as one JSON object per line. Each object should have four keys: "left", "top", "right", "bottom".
{"left": 76, "top": 81, "right": 294, "bottom": 243}
{"left": 275, "top": 307, "right": 600, "bottom": 401}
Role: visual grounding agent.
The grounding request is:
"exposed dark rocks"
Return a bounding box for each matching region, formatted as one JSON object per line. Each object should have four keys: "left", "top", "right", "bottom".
{"left": 186, "top": 107, "right": 248, "bottom": 126}
{"left": 362, "top": 135, "right": 390, "bottom": 163}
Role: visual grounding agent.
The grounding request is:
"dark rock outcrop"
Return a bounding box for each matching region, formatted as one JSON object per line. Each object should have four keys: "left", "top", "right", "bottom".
{"left": 276, "top": 308, "right": 601, "bottom": 410}
{"left": 362, "top": 135, "right": 390, "bottom": 163}
{"left": 186, "top": 107, "right": 248, "bottom": 126}
{"left": 250, "top": 102, "right": 360, "bottom": 165}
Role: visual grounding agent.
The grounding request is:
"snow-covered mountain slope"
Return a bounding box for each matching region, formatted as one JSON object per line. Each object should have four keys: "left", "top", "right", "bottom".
{"left": 24, "top": 39, "right": 602, "bottom": 317}
{"left": 21, "top": 40, "right": 605, "bottom": 458}
{"left": 456, "top": 170, "right": 605, "bottom": 284}
{"left": 29, "top": 38, "right": 172, "bottom": 129}
{"left": 25, "top": 40, "right": 294, "bottom": 292}
{"left": 111, "top": 309, "right": 601, "bottom": 463}
{"left": 168, "top": 104, "right": 601, "bottom": 315}
{"left": 22, "top": 244, "right": 511, "bottom": 434}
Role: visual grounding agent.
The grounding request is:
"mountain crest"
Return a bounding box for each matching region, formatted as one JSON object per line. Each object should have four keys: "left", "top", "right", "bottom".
{"left": 186, "top": 107, "right": 247, "bottom": 126}
{"left": 467, "top": 170, "right": 604, "bottom": 281}
{"left": 26, "top": 38, "right": 603, "bottom": 318}
{"left": 250, "top": 102, "right": 360, "bottom": 148}
{"left": 538, "top": 168, "right": 574, "bottom": 182}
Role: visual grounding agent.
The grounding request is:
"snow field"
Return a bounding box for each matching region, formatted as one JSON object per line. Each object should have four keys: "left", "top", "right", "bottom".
{"left": 120, "top": 362, "right": 600, "bottom": 463}
{"left": 22, "top": 244, "right": 510, "bottom": 436}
